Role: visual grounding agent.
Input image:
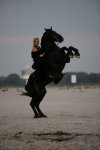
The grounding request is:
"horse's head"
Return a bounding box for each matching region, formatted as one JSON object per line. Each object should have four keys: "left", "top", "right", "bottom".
{"left": 42, "top": 27, "right": 64, "bottom": 45}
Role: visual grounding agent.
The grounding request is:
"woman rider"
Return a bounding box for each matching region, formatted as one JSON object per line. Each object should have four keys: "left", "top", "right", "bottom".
{"left": 31, "top": 37, "right": 44, "bottom": 70}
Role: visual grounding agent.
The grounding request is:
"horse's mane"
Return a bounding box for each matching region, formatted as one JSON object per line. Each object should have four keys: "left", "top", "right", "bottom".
{"left": 41, "top": 29, "right": 53, "bottom": 51}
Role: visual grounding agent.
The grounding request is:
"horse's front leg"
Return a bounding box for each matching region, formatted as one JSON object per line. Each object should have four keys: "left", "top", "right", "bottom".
{"left": 69, "top": 46, "right": 80, "bottom": 58}
{"left": 62, "top": 46, "right": 74, "bottom": 58}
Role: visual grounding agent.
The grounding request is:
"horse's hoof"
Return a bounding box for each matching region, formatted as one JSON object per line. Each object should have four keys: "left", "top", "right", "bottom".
{"left": 34, "top": 115, "right": 41, "bottom": 118}
{"left": 75, "top": 55, "right": 80, "bottom": 58}
{"left": 41, "top": 115, "right": 47, "bottom": 118}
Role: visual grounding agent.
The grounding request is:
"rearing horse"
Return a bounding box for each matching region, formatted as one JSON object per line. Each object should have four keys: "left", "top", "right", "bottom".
{"left": 24, "top": 27, "right": 80, "bottom": 118}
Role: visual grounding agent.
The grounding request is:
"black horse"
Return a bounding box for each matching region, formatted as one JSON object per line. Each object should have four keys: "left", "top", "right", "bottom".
{"left": 24, "top": 27, "right": 80, "bottom": 118}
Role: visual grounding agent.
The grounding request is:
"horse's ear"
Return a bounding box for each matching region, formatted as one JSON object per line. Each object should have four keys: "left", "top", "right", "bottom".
{"left": 50, "top": 26, "right": 52, "bottom": 30}
{"left": 45, "top": 28, "right": 47, "bottom": 31}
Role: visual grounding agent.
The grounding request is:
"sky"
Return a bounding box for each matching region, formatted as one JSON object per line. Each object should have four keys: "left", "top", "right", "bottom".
{"left": 0, "top": 0, "right": 100, "bottom": 77}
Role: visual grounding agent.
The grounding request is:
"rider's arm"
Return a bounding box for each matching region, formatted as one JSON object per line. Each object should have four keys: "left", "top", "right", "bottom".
{"left": 31, "top": 51, "right": 40, "bottom": 59}
{"left": 31, "top": 47, "right": 45, "bottom": 59}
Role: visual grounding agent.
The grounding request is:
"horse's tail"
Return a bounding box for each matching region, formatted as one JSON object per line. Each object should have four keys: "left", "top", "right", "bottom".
{"left": 20, "top": 91, "right": 32, "bottom": 97}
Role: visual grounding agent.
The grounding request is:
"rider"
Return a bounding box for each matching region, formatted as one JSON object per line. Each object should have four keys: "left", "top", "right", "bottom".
{"left": 31, "top": 37, "right": 44, "bottom": 70}
{"left": 31, "top": 37, "right": 50, "bottom": 81}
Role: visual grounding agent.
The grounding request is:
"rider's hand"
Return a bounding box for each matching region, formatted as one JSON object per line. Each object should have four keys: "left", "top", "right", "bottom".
{"left": 39, "top": 52, "right": 45, "bottom": 57}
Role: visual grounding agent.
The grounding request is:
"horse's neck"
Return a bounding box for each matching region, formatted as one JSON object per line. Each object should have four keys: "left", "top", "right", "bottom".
{"left": 42, "top": 41, "right": 59, "bottom": 53}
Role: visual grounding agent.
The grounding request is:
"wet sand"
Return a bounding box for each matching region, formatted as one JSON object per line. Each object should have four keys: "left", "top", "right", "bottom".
{"left": 0, "top": 87, "right": 100, "bottom": 150}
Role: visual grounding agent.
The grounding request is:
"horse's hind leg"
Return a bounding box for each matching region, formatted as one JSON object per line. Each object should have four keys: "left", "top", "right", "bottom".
{"left": 36, "top": 88, "right": 47, "bottom": 118}
{"left": 36, "top": 104, "right": 47, "bottom": 118}
{"left": 30, "top": 99, "right": 40, "bottom": 118}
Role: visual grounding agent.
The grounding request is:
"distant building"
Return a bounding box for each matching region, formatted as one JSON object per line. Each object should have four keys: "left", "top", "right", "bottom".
{"left": 71, "top": 74, "right": 77, "bottom": 84}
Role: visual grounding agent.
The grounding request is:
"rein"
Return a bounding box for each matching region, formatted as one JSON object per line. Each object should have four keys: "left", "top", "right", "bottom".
{"left": 57, "top": 42, "right": 59, "bottom": 46}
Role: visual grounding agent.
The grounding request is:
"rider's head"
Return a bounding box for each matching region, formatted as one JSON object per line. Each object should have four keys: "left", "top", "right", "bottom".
{"left": 33, "top": 37, "right": 39, "bottom": 47}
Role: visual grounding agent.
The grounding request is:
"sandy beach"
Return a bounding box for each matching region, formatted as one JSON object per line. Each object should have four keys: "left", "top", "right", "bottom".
{"left": 0, "top": 87, "right": 100, "bottom": 150}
